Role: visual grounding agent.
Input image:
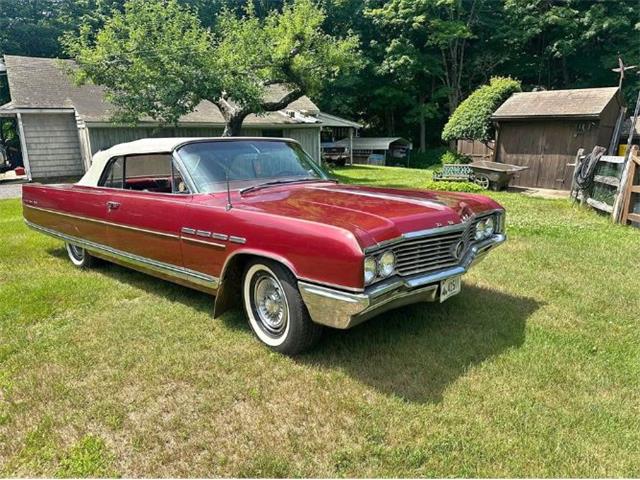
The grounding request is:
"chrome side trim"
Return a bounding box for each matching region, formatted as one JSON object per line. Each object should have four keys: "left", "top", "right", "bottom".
{"left": 229, "top": 235, "right": 246, "bottom": 244}
{"left": 181, "top": 236, "right": 226, "bottom": 249}
{"left": 211, "top": 232, "right": 229, "bottom": 241}
{"left": 25, "top": 205, "right": 180, "bottom": 239}
{"left": 25, "top": 220, "right": 219, "bottom": 289}
{"left": 195, "top": 230, "right": 211, "bottom": 237}
{"left": 181, "top": 227, "right": 196, "bottom": 235}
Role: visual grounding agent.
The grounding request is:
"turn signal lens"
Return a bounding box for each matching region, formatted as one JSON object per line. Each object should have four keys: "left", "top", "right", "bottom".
{"left": 364, "top": 256, "right": 377, "bottom": 285}
{"left": 378, "top": 250, "right": 396, "bottom": 277}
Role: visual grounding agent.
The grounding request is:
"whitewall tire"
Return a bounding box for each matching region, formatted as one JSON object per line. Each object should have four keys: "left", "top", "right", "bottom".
{"left": 65, "top": 243, "right": 97, "bottom": 268}
{"left": 242, "top": 259, "right": 322, "bottom": 354}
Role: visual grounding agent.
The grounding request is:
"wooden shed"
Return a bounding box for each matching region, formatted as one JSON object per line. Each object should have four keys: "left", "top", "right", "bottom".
{"left": 492, "top": 87, "right": 622, "bottom": 190}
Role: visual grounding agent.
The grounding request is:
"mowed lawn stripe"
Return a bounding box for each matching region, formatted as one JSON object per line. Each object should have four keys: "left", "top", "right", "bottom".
{"left": 1, "top": 166, "right": 639, "bottom": 477}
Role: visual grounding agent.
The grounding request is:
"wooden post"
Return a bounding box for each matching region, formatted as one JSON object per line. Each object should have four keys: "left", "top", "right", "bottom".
{"left": 570, "top": 148, "right": 585, "bottom": 202}
{"left": 620, "top": 145, "right": 639, "bottom": 225}
{"left": 613, "top": 91, "right": 640, "bottom": 222}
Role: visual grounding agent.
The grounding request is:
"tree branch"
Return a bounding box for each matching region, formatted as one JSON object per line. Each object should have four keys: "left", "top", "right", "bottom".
{"left": 260, "top": 88, "right": 304, "bottom": 112}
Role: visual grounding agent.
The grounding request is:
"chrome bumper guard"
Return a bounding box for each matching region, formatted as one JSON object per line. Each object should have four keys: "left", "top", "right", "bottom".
{"left": 299, "top": 233, "right": 505, "bottom": 329}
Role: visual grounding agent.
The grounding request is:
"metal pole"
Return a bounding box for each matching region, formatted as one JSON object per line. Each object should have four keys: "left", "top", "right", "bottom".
{"left": 16, "top": 112, "right": 32, "bottom": 181}
{"left": 349, "top": 128, "right": 353, "bottom": 166}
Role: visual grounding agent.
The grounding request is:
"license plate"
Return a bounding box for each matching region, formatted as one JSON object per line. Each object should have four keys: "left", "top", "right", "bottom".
{"left": 440, "top": 276, "right": 461, "bottom": 302}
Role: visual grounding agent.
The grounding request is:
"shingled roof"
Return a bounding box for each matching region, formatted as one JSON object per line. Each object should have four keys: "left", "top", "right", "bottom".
{"left": 1, "top": 55, "right": 320, "bottom": 125}
{"left": 492, "top": 87, "right": 619, "bottom": 120}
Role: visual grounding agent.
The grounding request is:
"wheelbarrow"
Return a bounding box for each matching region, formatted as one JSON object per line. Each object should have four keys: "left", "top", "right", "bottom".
{"left": 433, "top": 161, "right": 528, "bottom": 190}
{"left": 468, "top": 161, "right": 528, "bottom": 190}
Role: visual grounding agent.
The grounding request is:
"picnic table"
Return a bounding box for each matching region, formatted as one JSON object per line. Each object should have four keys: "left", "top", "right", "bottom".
{"left": 433, "top": 161, "right": 528, "bottom": 190}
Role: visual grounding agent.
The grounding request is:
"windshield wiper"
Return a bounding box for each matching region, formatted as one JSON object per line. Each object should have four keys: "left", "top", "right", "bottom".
{"left": 240, "top": 178, "right": 336, "bottom": 195}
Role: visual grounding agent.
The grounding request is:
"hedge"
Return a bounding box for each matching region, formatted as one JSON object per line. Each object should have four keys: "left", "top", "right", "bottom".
{"left": 442, "top": 76, "right": 521, "bottom": 144}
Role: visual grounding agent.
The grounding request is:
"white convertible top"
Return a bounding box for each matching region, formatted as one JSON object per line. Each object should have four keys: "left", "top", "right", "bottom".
{"left": 77, "top": 137, "right": 294, "bottom": 186}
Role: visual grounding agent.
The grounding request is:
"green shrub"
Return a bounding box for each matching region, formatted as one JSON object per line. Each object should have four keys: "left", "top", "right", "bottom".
{"left": 440, "top": 150, "right": 471, "bottom": 165}
{"left": 409, "top": 147, "right": 448, "bottom": 169}
{"left": 442, "top": 76, "right": 521, "bottom": 144}
{"left": 423, "top": 179, "right": 483, "bottom": 193}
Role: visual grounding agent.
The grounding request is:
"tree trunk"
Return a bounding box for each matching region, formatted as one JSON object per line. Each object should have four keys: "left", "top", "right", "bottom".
{"left": 222, "top": 114, "right": 247, "bottom": 137}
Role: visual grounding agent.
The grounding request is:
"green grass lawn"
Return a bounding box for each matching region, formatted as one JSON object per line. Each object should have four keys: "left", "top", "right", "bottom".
{"left": 1, "top": 165, "right": 639, "bottom": 477}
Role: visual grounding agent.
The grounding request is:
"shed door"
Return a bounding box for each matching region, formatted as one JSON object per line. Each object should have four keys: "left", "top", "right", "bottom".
{"left": 497, "top": 123, "right": 545, "bottom": 188}
{"left": 497, "top": 121, "right": 589, "bottom": 190}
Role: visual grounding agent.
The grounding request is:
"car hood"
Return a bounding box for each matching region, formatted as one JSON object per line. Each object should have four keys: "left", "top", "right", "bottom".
{"left": 236, "top": 182, "right": 503, "bottom": 248}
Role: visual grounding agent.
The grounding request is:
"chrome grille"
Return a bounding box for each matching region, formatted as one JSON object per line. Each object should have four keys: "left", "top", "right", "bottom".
{"left": 392, "top": 228, "right": 467, "bottom": 276}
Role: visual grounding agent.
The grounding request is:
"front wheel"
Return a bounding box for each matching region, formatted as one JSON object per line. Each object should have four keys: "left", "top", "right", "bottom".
{"left": 242, "top": 260, "right": 322, "bottom": 355}
{"left": 65, "top": 243, "right": 97, "bottom": 268}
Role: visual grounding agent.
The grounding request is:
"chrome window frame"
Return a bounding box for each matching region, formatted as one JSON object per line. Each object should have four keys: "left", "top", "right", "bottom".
{"left": 96, "top": 151, "right": 198, "bottom": 195}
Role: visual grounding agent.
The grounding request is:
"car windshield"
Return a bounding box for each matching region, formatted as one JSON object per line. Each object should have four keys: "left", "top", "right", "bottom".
{"left": 176, "top": 139, "right": 330, "bottom": 193}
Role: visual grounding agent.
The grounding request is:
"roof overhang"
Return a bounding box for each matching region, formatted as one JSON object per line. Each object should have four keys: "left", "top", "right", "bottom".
{"left": 83, "top": 120, "right": 321, "bottom": 129}
{"left": 317, "top": 112, "right": 362, "bottom": 129}
{"left": 492, "top": 113, "right": 601, "bottom": 121}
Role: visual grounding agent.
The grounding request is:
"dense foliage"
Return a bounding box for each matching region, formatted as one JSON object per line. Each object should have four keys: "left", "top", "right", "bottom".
{"left": 63, "top": 0, "right": 359, "bottom": 135}
{"left": 440, "top": 150, "right": 472, "bottom": 165}
{"left": 1, "top": 0, "right": 638, "bottom": 145}
{"left": 442, "top": 77, "right": 521, "bottom": 144}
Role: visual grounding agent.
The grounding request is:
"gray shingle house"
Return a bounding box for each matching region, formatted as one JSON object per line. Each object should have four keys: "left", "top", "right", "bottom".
{"left": 0, "top": 55, "right": 331, "bottom": 180}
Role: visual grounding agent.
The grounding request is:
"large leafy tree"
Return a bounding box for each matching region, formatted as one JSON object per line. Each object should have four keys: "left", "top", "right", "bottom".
{"left": 64, "top": 0, "right": 360, "bottom": 135}
{"left": 500, "top": 0, "right": 640, "bottom": 102}
{"left": 365, "top": 0, "right": 495, "bottom": 151}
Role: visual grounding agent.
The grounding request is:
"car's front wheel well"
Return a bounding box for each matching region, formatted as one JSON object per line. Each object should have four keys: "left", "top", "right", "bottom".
{"left": 213, "top": 254, "right": 296, "bottom": 318}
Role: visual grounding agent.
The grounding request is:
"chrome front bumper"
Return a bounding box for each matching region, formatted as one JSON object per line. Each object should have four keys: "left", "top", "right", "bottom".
{"left": 298, "top": 233, "right": 505, "bottom": 329}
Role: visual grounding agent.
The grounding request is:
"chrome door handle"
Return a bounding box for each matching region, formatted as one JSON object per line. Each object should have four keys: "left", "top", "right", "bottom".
{"left": 106, "top": 201, "right": 120, "bottom": 211}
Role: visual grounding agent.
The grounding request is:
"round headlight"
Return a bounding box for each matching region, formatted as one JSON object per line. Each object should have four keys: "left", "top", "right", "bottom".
{"left": 364, "top": 256, "right": 377, "bottom": 285}
{"left": 484, "top": 216, "right": 495, "bottom": 237}
{"left": 474, "top": 219, "right": 487, "bottom": 240}
{"left": 378, "top": 250, "right": 396, "bottom": 277}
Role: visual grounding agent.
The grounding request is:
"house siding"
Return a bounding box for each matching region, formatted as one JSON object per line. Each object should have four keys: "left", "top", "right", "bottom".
{"left": 284, "top": 128, "right": 320, "bottom": 162}
{"left": 88, "top": 126, "right": 224, "bottom": 154}
{"left": 21, "top": 113, "right": 84, "bottom": 179}
{"left": 88, "top": 125, "right": 322, "bottom": 162}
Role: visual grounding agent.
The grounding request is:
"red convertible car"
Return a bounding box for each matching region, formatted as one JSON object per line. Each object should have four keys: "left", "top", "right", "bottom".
{"left": 22, "top": 138, "right": 505, "bottom": 354}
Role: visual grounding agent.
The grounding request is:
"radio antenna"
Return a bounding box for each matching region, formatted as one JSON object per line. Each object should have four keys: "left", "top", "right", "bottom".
{"left": 225, "top": 167, "right": 233, "bottom": 211}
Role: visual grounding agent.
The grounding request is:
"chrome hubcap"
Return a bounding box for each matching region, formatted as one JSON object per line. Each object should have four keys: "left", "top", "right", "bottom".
{"left": 253, "top": 274, "right": 287, "bottom": 335}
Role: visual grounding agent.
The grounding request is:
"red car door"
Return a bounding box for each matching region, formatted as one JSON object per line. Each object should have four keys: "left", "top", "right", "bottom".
{"left": 104, "top": 189, "right": 189, "bottom": 268}
{"left": 101, "top": 153, "right": 190, "bottom": 269}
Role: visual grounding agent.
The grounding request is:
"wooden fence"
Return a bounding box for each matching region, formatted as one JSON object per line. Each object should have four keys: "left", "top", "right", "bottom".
{"left": 457, "top": 139, "right": 494, "bottom": 161}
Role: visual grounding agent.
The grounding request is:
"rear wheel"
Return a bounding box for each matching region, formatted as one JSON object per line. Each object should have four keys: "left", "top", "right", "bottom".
{"left": 242, "top": 259, "right": 322, "bottom": 355}
{"left": 65, "top": 243, "right": 97, "bottom": 268}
